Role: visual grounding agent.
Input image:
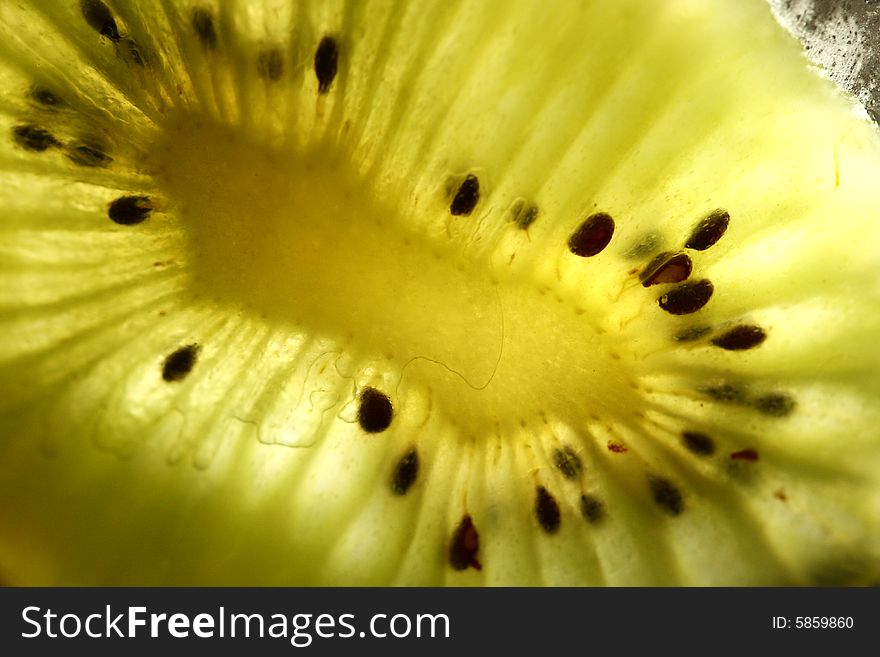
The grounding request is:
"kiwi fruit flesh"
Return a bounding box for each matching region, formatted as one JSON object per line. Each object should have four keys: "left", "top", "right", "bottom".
{"left": 0, "top": 0, "right": 878, "bottom": 586}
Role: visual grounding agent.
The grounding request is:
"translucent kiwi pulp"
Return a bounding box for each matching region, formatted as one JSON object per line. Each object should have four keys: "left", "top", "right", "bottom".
{"left": 0, "top": 0, "right": 878, "bottom": 585}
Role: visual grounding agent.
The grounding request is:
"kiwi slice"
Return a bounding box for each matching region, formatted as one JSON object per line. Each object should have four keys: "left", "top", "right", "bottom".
{"left": 0, "top": 0, "right": 878, "bottom": 586}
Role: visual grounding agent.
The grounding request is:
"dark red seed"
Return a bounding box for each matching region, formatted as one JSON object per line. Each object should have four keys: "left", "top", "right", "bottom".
{"left": 730, "top": 448, "right": 759, "bottom": 461}
{"left": 658, "top": 279, "right": 714, "bottom": 315}
{"left": 640, "top": 252, "right": 693, "bottom": 287}
{"left": 449, "top": 514, "right": 481, "bottom": 571}
{"left": 568, "top": 212, "right": 614, "bottom": 257}
{"left": 711, "top": 325, "right": 767, "bottom": 351}
{"left": 535, "top": 486, "right": 561, "bottom": 534}
{"left": 685, "top": 209, "right": 730, "bottom": 251}
{"left": 607, "top": 441, "right": 627, "bottom": 454}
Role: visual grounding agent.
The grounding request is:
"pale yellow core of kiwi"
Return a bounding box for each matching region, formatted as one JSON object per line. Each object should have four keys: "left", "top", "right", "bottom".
{"left": 152, "top": 113, "right": 642, "bottom": 434}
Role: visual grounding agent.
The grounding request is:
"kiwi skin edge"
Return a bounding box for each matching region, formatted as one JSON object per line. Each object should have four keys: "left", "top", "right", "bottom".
{"left": 0, "top": 0, "right": 878, "bottom": 586}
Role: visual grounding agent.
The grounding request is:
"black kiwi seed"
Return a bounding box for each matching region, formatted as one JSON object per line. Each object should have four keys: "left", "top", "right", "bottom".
{"left": 65, "top": 143, "right": 112, "bottom": 168}
{"left": 80, "top": 0, "right": 120, "bottom": 42}
{"left": 126, "top": 39, "right": 146, "bottom": 67}
{"left": 449, "top": 174, "right": 480, "bottom": 216}
{"left": 681, "top": 430, "right": 716, "bottom": 456}
{"left": 314, "top": 36, "right": 339, "bottom": 94}
{"left": 753, "top": 393, "right": 796, "bottom": 418}
{"left": 685, "top": 209, "right": 730, "bottom": 251}
{"left": 567, "top": 212, "right": 614, "bottom": 257}
{"left": 648, "top": 475, "right": 684, "bottom": 516}
{"left": 658, "top": 279, "right": 714, "bottom": 315}
{"left": 639, "top": 251, "right": 693, "bottom": 287}
{"left": 552, "top": 446, "right": 582, "bottom": 479}
{"left": 701, "top": 383, "right": 748, "bottom": 404}
{"left": 161, "top": 344, "right": 200, "bottom": 382}
{"left": 730, "top": 448, "right": 759, "bottom": 461}
{"left": 29, "top": 87, "right": 62, "bottom": 107}
{"left": 391, "top": 448, "right": 419, "bottom": 496}
{"left": 674, "top": 326, "right": 711, "bottom": 343}
{"left": 108, "top": 196, "right": 153, "bottom": 225}
{"left": 449, "top": 514, "right": 481, "bottom": 571}
{"left": 711, "top": 325, "right": 767, "bottom": 351}
{"left": 535, "top": 485, "right": 561, "bottom": 534}
{"left": 191, "top": 7, "right": 218, "bottom": 51}
{"left": 12, "top": 125, "right": 60, "bottom": 152}
{"left": 510, "top": 199, "right": 539, "bottom": 230}
{"left": 579, "top": 494, "right": 605, "bottom": 524}
{"left": 257, "top": 47, "right": 284, "bottom": 82}
{"left": 357, "top": 387, "right": 393, "bottom": 433}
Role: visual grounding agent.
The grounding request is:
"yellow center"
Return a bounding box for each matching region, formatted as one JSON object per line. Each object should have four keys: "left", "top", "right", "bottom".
{"left": 150, "top": 113, "right": 643, "bottom": 433}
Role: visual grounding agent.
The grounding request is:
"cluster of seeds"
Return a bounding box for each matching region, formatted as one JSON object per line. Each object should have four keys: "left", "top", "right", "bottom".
{"left": 189, "top": 4, "right": 339, "bottom": 91}
{"left": 81, "top": 0, "right": 145, "bottom": 66}
{"left": 11, "top": 120, "right": 112, "bottom": 168}
{"left": 14, "top": 60, "right": 114, "bottom": 165}
{"left": 3, "top": 0, "right": 804, "bottom": 578}
{"left": 702, "top": 382, "right": 796, "bottom": 417}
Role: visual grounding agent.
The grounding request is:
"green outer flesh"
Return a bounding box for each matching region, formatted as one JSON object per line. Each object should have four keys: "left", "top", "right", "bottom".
{"left": 0, "top": 0, "right": 878, "bottom": 585}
